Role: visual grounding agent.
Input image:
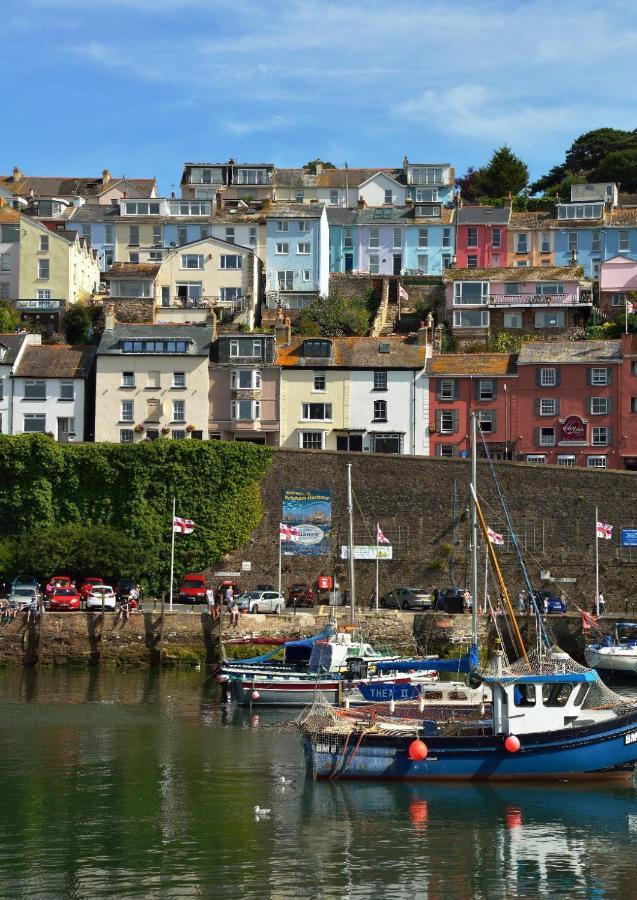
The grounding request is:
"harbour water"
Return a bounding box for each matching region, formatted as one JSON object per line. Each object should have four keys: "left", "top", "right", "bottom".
{"left": 1, "top": 668, "right": 636, "bottom": 899}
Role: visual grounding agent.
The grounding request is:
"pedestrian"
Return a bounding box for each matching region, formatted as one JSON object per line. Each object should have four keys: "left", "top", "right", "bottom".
{"left": 129, "top": 585, "right": 139, "bottom": 611}
{"left": 369, "top": 588, "right": 377, "bottom": 611}
{"left": 598, "top": 592, "right": 606, "bottom": 615}
{"left": 207, "top": 587, "right": 218, "bottom": 620}
{"left": 463, "top": 590, "right": 472, "bottom": 613}
{"left": 229, "top": 597, "right": 240, "bottom": 628}
{"left": 518, "top": 591, "right": 526, "bottom": 614}
{"left": 224, "top": 584, "right": 234, "bottom": 609}
{"left": 543, "top": 596, "right": 549, "bottom": 615}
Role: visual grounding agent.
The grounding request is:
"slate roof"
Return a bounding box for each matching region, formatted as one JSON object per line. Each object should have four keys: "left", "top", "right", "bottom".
{"left": 265, "top": 202, "right": 325, "bottom": 219}
{"left": 517, "top": 341, "right": 621, "bottom": 365}
{"left": 457, "top": 206, "right": 511, "bottom": 226}
{"left": 277, "top": 336, "right": 427, "bottom": 368}
{"left": 0, "top": 333, "right": 32, "bottom": 366}
{"left": 274, "top": 168, "right": 406, "bottom": 189}
{"left": 0, "top": 174, "right": 156, "bottom": 199}
{"left": 14, "top": 345, "right": 96, "bottom": 378}
{"left": 443, "top": 265, "right": 585, "bottom": 283}
{"left": 326, "top": 206, "right": 453, "bottom": 226}
{"left": 68, "top": 205, "right": 119, "bottom": 223}
{"left": 104, "top": 263, "right": 161, "bottom": 279}
{"left": 426, "top": 353, "right": 516, "bottom": 376}
{"left": 97, "top": 324, "right": 212, "bottom": 356}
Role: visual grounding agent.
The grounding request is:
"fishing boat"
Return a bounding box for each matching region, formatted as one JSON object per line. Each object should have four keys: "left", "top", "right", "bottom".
{"left": 298, "top": 414, "right": 637, "bottom": 781}
{"left": 585, "top": 623, "right": 637, "bottom": 676}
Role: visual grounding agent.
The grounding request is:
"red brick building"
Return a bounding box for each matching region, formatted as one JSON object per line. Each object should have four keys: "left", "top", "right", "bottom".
{"left": 618, "top": 334, "right": 637, "bottom": 470}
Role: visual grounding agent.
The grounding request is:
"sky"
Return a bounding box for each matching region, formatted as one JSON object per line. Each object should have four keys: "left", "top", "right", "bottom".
{"left": 2, "top": 0, "right": 636, "bottom": 194}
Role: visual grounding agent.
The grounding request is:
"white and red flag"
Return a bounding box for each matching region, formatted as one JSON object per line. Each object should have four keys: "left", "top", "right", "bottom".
{"left": 377, "top": 523, "right": 390, "bottom": 545}
{"left": 487, "top": 527, "right": 504, "bottom": 546}
{"left": 581, "top": 609, "right": 598, "bottom": 631}
{"left": 173, "top": 516, "right": 195, "bottom": 534}
{"left": 280, "top": 522, "right": 301, "bottom": 542}
{"left": 398, "top": 285, "right": 409, "bottom": 302}
{"left": 596, "top": 521, "right": 613, "bottom": 540}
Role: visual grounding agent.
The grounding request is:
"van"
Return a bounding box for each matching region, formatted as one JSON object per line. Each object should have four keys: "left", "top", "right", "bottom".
{"left": 178, "top": 573, "right": 207, "bottom": 605}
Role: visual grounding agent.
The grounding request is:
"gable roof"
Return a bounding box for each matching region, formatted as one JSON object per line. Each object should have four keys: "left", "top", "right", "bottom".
{"left": 457, "top": 206, "right": 511, "bottom": 226}
{"left": 14, "top": 344, "right": 96, "bottom": 378}
{"left": 517, "top": 341, "right": 621, "bottom": 365}
{"left": 357, "top": 171, "right": 405, "bottom": 190}
{"left": 0, "top": 174, "right": 156, "bottom": 199}
{"left": 426, "top": 353, "right": 516, "bottom": 376}
{"left": 0, "top": 333, "right": 32, "bottom": 366}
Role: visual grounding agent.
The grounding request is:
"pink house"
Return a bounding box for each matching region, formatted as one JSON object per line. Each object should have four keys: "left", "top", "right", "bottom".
{"left": 599, "top": 256, "right": 637, "bottom": 320}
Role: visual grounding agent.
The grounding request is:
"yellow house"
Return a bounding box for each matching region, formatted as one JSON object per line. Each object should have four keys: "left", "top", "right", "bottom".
{"left": 18, "top": 216, "right": 99, "bottom": 303}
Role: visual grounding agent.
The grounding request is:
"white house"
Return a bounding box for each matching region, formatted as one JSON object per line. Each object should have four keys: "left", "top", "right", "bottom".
{"left": 0, "top": 332, "right": 40, "bottom": 433}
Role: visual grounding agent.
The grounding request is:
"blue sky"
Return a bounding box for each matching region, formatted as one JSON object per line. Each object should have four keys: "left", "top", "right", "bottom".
{"left": 2, "top": 0, "right": 636, "bottom": 193}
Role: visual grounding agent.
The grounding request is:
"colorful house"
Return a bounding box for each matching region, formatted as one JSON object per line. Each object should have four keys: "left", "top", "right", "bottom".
{"left": 264, "top": 204, "right": 329, "bottom": 310}
{"left": 455, "top": 207, "right": 510, "bottom": 269}
{"left": 599, "top": 256, "right": 637, "bottom": 320}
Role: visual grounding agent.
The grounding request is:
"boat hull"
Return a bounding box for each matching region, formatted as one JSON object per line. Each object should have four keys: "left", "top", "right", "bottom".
{"left": 585, "top": 646, "right": 637, "bottom": 675}
{"left": 229, "top": 674, "right": 416, "bottom": 707}
{"left": 304, "top": 710, "right": 637, "bottom": 781}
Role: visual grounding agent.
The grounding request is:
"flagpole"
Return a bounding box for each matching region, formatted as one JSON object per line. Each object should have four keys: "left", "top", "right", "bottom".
{"left": 626, "top": 299, "right": 629, "bottom": 335}
{"left": 169, "top": 497, "right": 175, "bottom": 613}
{"left": 595, "top": 505, "right": 600, "bottom": 617}
{"left": 277, "top": 523, "right": 282, "bottom": 596}
{"left": 375, "top": 524, "right": 379, "bottom": 613}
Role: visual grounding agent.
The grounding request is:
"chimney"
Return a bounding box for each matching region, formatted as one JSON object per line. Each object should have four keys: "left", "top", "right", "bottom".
{"left": 417, "top": 320, "right": 428, "bottom": 346}
{"left": 357, "top": 196, "right": 366, "bottom": 210}
{"left": 102, "top": 169, "right": 111, "bottom": 186}
{"left": 12, "top": 166, "right": 22, "bottom": 182}
{"left": 571, "top": 247, "right": 578, "bottom": 265}
{"left": 505, "top": 191, "right": 513, "bottom": 209}
{"left": 122, "top": 191, "right": 128, "bottom": 199}
{"left": 315, "top": 163, "right": 323, "bottom": 176}
{"left": 171, "top": 191, "right": 176, "bottom": 199}
{"left": 262, "top": 196, "right": 271, "bottom": 212}
{"left": 275, "top": 309, "right": 292, "bottom": 347}
{"left": 105, "top": 303, "right": 116, "bottom": 331}
{"left": 207, "top": 308, "right": 218, "bottom": 341}
{"left": 403, "top": 155, "right": 409, "bottom": 171}
{"left": 215, "top": 190, "right": 224, "bottom": 214}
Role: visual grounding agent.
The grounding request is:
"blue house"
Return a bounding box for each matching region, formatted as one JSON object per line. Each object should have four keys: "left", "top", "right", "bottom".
{"left": 264, "top": 203, "right": 329, "bottom": 310}
{"left": 66, "top": 205, "right": 119, "bottom": 271}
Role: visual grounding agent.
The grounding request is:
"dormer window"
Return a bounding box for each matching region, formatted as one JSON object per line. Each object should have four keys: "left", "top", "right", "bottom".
{"left": 302, "top": 339, "right": 332, "bottom": 358}
{"left": 410, "top": 167, "right": 445, "bottom": 185}
{"left": 557, "top": 203, "right": 603, "bottom": 220}
{"left": 415, "top": 204, "right": 441, "bottom": 218}
{"left": 236, "top": 168, "right": 268, "bottom": 185}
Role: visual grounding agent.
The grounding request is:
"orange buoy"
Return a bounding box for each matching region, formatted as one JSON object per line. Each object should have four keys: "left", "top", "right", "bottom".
{"left": 408, "top": 739, "right": 428, "bottom": 761}
{"left": 504, "top": 734, "right": 521, "bottom": 753}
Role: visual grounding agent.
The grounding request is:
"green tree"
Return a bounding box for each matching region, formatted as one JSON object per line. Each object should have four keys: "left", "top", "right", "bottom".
{"left": 0, "top": 300, "right": 21, "bottom": 333}
{"left": 62, "top": 304, "right": 91, "bottom": 344}
{"left": 530, "top": 127, "right": 637, "bottom": 194}
{"left": 593, "top": 150, "right": 637, "bottom": 192}
{"left": 296, "top": 293, "right": 372, "bottom": 336}
{"left": 303, "top": 159, "right": 336, "bottom": 174}
{"left": 473, "top": 146, "right": 528, "bottom": 197}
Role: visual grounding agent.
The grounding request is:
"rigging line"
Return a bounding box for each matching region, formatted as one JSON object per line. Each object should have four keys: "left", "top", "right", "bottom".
{"left": 483, "top": 540, "right": 516, "bottom": 662}
{"left": 476, "top": 491, "right": 541, "bottom": 566}
{"left": 476, "top": 422, "right": 551, "bottom": 651}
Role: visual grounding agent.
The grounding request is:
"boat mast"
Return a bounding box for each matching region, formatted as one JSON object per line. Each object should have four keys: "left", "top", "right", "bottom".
{"left": 347, "top": 462, "right": 356, "bottom": 624}
{"left": 470, "top": 413, "right": 479, "bottom": 647}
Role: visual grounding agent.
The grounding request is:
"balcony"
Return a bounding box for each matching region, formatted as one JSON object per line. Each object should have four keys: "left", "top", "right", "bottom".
{"left": 231, "top": 388, "right": 262, "bottom": 400}
{"left": 160, "top": 295, "right": 246, "bottom": 312}
{"left": 16, "top": 299, "right": 63, "bottom": 311}
{"left": 489, "top": 292, "right": 592, "bottom": 308}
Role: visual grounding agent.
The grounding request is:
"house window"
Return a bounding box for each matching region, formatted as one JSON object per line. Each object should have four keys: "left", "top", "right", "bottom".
{"left": 302, "top": 270, "right": 311, "bottom": 282}
{"left": 24, "top": 380, "right": 46, "bottom": 400}
{"left": 330, "top": 190, "right": 339, "bottom": 205}
{"left": 149, "top": 251, "right": 163, "bottom": 261}
{"left": 477, "top": 409, "right": 496, "bottom": 433}
{"left": 439, "top": 379, "right": 455, "bottom": 401}
{"left": 172, "top": 400, "right": 186, "bottom": 423}
{"left": 591, "top": 231, "right": 601, "bottom": 253}
{"left": 129, "top": 251, "right": 139, "bottom": 264}
{"left": 343, "top": 228, "right": 353, "bottom": 250}
{"left": 225, "top": 227, "right": 235, "bottom": 244}
{"left": 295, "top": 191, "right": 304, "bottom": 202}
{"left": 59, "top": 381, "right": 74, "bottom": 400}
{"left": 172, "top": 430, "right": 187, "bottom": 440}
{"left": 439, "top": 410, "right": 456, "bottom": 433}
{"left": 277, "top": 271, "right": 294, "bottom": 290}
{"left": 37, "top": 289, "right": 51, "bottom": 300}
{"left": 369, "top": 227, "right": 379, "bottom": 249}
{"left": 37, "top": 259, "right": 49, "bottom": 279}
{"left": 535, "top": 310, "right": 564, "bottom": 328}
{"left": 369, "top": 255, "right": 380, "bottom": 275}
{"left": 220, "top": 255, "right": 242, "bottom": 269}
{"left": 0, "top": 255, "right": 10, "bottom": 273}
{"left": 591, "top": 367, "right": 608, "bottom": 386}
{"left": 300, "top": 431, "right": 324, "bottom": 450}
{"left": 181, "top": 254, "right": 204, "bottom": 269}
{"left": 591, "top": 397, "right": 608, "bottom": 415}
{"left": 557, "top": 455, "right": 576, "bottom": 466}
{"left": 313, "top": 372, "right": 326, "bottom": 392}
{"left": 39, "top": 235, "right": 49, "bottom": 252}
{"left": 232, "top": 400, "right": 260, "bottom": 420}
{"left": 298, "top": 221, "right": 311, "bottom": 232}
{"left": 232, "top": 369, "right": 261, "bottom": 390}
{"left": 384, "top": 189, "right": 393, "bottom": 205}
{"left": 540, "top": 368, "right": 557, "bottom": 386}
{"left": 369, "top": 433, "right": 402, "bottom": 454}
{"left": 592, "top": 426, "right": 609, "bottom": 445}
{"left": 611, "top": 293, "right": 627, "bottom": 306}
{"left": 173, "top": 372, "right": 186, "bottom": 389}
{"left": 104, "top": 225, "right": 114, "bottom": 244}
{"left": 515, "top": 233, "right": 528, "bottom": 253}
{"left": 177, "top": 226, "right": 188, "bottom": 246}
{"left": 297, "top": 243, "right": 310, "bottom": 255}
{"left": 539, "top": 427, "right": 555, "bottom": 446}
{"left": 121, "top": 372, "right": 135, "bottom": 388}
{"left": 121, "top": 400, "right": 134, "bottom": 422}
{"left": 153, "top": 225, "right": 163, "bottom": 247}
{"left": 249, "top": 227, "right": 257, "bottom": 246}
{"left": 478, "top": 379, "right": 494, "bottom": 401}
{"left": 452, "top": 309, "right": 489, "bottom": 327}
{"left": 568, "top": 232, "right": 578, "bottom": 251}
{"left": 467, "top": 255, "right": 478, "bottom": 268}
{"left": 129, "top": 225, "right": 139, "bottom": 246}
{"left": 236, "top": 168, "right": 267, "bottom": 185}
{"left": 276, "top": 221, "right": 289, "bottom": 232}
{"left": 373, "top": 371, "right": 387, "bottom": 391}
{"left": 276, "top": 242, "right": 289, "bottom": 254}
{"left": 587, "top": 455, "right": 607, "bottom": 468}
{"left": 393, "top": 228, "right": 402, "bottom": 249}
{"left": 503, "top": 312, "right": 522, "bottom": 329}
{"left": 373, "top": 400, "right": 387, "bottom": 422}
{"left": 417, "top": 254, "right": 428, "bottom": 273}
{"left": 302, "top": 403, "right": 332, "bottom": 421}
{"left": 442, "top": 228, "right": 451, "bottom": 248}
{"left": 492, "top": 228, "right": 501, "bottom": 248}
{"left": 453, "top": 282, "right": 488, "bottom": 305}
{"left": 418, "top": 228, "right": 428, "bottom": 248}
{"left": 540, "top": 398, "right": 557, "bottom": 415}
{"left": 619, "top": 230, "right": 630, "bottom": 252}
{"left": 23, "top": 414, "right": 46, "bottom": 433}
{"left": 540, "top": 232, "right": 551, "bottom": 253}
{"left": 120, "top": 429, "right": 134, "bottom": 444}
{"left": 467, "top": 228, "right": 478, "bottom": 248}
{"left": 437, "top": 444, "right": 456, "bottom": 458}
{"left": 0, "top": 283, "right": 9, "bottom": 299}
{"left": 442, "top": 253, "right": 452, "bottom": 269}
{"left": 526, "top": 455, "right": 546, "bottom": 464}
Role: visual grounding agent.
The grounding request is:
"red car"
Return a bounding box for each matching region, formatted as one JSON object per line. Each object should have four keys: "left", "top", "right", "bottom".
{"left": 178, "top": 573, "right": 207, "bottom": 605}
{"left": 46, "top": 576, "right": 73, "bottom": 598}
{"left": 80, "top": 577, "right": 104, "bottom": 601}
{"left": 287, "top": 583, "right": 316, "bottom": 607}
{"left": 49, "top": 586, "right": 81, "bottom": 611}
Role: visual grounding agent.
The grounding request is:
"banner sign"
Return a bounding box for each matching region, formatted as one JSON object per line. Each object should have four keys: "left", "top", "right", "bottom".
{"left": 341, "top": 545, "right": 393, "bottom": 560}
{"left": 621, "top": 528, "right": 637, "bottom": 547}
{"left": 560, "top": 415, "right": 587, "bottom": 443}
{"left": 281, "top": 488, "right": 332, "bottom": 556}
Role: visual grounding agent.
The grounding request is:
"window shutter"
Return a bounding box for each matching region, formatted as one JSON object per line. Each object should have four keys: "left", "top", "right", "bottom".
{"left": 491, "top": 411, "right": 497, "bottom": 432}
{"left": 535, "top": 368, "right": 542, "bottom": 387}
{"left": 555, "top": 398, "right": 561, "bottom": 416}
{"left": 585, "top": 397, "right": 591, "bottom": 414}
{"left": 608, "top": 398, "right": 613, "bottom": 414}
{"left": 450, "top": 443, "right": 458, "bottom": 458}
{"left": 435, "top": 410, "right": 442, "bottom": 431}
{"left": 436, "top": 380, "right": 441, "bottom": 400}
{"left": 492, "top": 380, "right": 498, "bottom": 399}
{"left": 534, "top": 398, "right": 540, "bottom": 416}
{"left": 555, "top": 368, "right": 561, "bottom": 387}
{"left": 474, "top": 380, "right": 481, "bottom": 401}
{"left": 452, "top": 379, "right": 458, "bottom": 400}
{"left": 451, "top": 410, "right": 459, "bottom": 434}
{"left": 533, "top": 427, "right": 540, "bottom": 447}
{"left": 298, "top": 431, "right": 304, "bottom": 448}
{"left": 586, "top": 368, "right": 592, "bottom": 386}
{"left": 607, "top": 427, "right": 613, "bottom": 446}
{"left": 607, "top": 367, "right": 613, "bottom": 385}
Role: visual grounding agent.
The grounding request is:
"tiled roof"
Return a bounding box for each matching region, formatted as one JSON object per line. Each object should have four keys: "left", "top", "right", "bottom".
{"left": 508, "top": 211, "right": 556, "bottom": 228}
{"left": 265, "top": 202, "right": 325, "bottom": 219}
{"left": 619, "top": 193, "right": 637, "bottom": 207}
{"left": 326, "top": 206, "right": 453, "bottom": 226}
{"left": 457, "top": 206, "right": 511, "bottom": 225}
{"left": 517, "top": 340, "right": 621, "bottom": 365}
{"left": 0, "top": 175, "right": 156, "bottom": 198}
{"left": 0, "top": 207, "right": 20, "bottom": 223}
{"left": 608, "top": 208, "right": 637, "bottom": 226}
{"left": 14, "top": 344, "right": 96, "bottom": 378}
{"left": 0, "top": 333, "right": 31, "bottom": 366}
{"left": 274, "top": 168, "right": 406, "bottom": 189}
{"left": 277, "top": 335, "right": 427, "bottom": 368}
{"left": 97, "top": 323, "right": 212, "bottom": 356}
{"left": 443, "top": 265, "right": 585, "bottom": 283}
{"left": 104, "top": 263, "right": 161, "bottom": 279}
{"left": 426, "top": 353, "right": 516, "bottom": 376}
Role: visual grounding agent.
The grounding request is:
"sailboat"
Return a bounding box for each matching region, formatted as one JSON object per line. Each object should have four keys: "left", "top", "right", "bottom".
{"left": 298, "top": 415, "right": 637, "bottom": 781}
{"left": 585, "top": 622, "right": 637, "bottom": 676}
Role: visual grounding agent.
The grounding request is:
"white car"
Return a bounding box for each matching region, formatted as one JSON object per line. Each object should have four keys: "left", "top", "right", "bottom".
{"left": 86, "top": 584, "right": 117, "bottom": 611}
{"left": 236, "top": 590, "right": 285, "bottom": 614}
{"left": 8, "top": 586, "right": 38, "bottom": 608}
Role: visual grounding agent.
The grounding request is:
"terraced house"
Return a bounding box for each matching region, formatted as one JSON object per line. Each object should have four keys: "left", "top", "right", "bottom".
{"left": 264, "top": 204, "right": 329, "bottom": 311}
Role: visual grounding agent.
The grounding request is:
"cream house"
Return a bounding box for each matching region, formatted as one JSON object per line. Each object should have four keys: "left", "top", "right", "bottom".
{"left": 18, "top": 216, "right": 99, "bottom": 304}
{"left": 94, "top": 309, "right": 213, "bottom": 443}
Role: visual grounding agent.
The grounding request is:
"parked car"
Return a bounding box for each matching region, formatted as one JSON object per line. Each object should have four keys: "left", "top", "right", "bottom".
{"left": 178, "top": 573, "right": 207, "bottom": 605}
{"left": 11, "top": 575, "right": 39, "bottom": 592}
{"left": 80, "top": 577, "right": 104, "bottom": 602}
{"left": 535, "top": 590, "right": 567, "bottom": 614}
{"left": 435, "top": 587, "right": 470, "bottom": 614}
{"left": 380, "top": 587, "right": 434, "bottom": 611}
{"left": 49, "top": 586, "right": 81, "bottom": 611}
{"left": 85, "top": 585, "right": 117, "bottom": 611}
{"left": 8, "top": 586, "right": 38, "bottom": 608}
{"left": 236, "top": 590, "right": 285, "bottom": 614}
{"left": 46, "top": 576, "right": 73, "bottom": 598}
{"left": 254, "top": 583, "right": 275, "bottom": 592}
{"left": 287, "top": 583, "right": 316, "bottom": 607}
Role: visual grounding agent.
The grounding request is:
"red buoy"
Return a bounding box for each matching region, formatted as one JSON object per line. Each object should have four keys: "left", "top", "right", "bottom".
{"left": 408, "top": 739, "right": 428, "bottom": 761}
{"left": 251, "top": 690, "right": 260, "bottom": 701}
{"left": 504, "top": 734, "right": 521, "bottom": 753}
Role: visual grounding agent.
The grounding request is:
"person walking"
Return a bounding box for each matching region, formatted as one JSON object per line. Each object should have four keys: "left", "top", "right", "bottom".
{"left": 207, "top": 587, "right": 218, "bottom": 620}
{"left": 598, "top": 592, "right": 606, "bottom": 616}
{"left": 518, "top": 591, "right": 526, "bottom": 614}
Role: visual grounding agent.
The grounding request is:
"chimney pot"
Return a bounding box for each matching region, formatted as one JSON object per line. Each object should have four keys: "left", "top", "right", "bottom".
{"left": 102, "top": 169, "right": 111, "bottom": 185}
{"left": 12, "top": 166, "right": 22, "bottom": 182}
{"left": 275, "top": 313, "right": 292, "bottom": 347}
{"left": 104, "top": 303, "right": 116, "bottom": 331}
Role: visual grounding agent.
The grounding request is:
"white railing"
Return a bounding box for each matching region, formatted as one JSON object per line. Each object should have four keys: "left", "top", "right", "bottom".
{"left": 489, "top": 293, "right": 586, "bottom": 307}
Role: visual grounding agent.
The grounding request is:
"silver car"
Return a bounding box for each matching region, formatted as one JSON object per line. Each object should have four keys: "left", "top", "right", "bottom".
{"left": 236, "top": 590, "right": 285, "bottom": 614}
{"left": 9, "top": 586, "right": 38, "bottom": 608}
{"left": 380, "top": 587, "right": 434, "bottom": 611}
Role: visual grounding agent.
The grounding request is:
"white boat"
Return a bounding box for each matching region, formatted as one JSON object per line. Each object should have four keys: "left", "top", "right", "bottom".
{"left": 585, "top": 623, "right": 637, "bottom": 675}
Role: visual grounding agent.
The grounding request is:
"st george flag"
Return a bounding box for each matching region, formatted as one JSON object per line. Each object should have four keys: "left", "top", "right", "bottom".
{"left": 173, "top": 516, "right": 195, "bottom": 534}
{"left": 377, "top": 523, "right": 391, "bottom": 545}
{"left": 487, "top": 526, "right": 504, "bottom": 546}
{"left": 398, "top": 285, "right": 409, "bottom": 303}
{"left": 280, "top": 522, "right": 301, "bottom": 542}
{"left": 581, "top": 609, "right": 598, "bottom": 631}
{"left": 596, "top": 521, "right": 613, "bottom": 540}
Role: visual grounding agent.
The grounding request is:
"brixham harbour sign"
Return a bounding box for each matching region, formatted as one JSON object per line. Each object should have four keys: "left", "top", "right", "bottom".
{"left": 340, "top": 545, "right": 393, "bottom": 560}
